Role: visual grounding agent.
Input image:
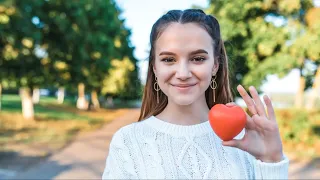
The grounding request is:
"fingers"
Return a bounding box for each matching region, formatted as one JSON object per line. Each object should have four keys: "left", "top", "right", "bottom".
{"left": 222, "top": 139, "right": 240, "bottom": 147}
{"left": 237, "top": 85, "right": 258, "bottom": 116}
{"left": 226, "top": 102, "right": 237, "bottom": 107}
{"left": 263, "top": 95, "right": 276, "bottom": 121}
{"left": 248, "top": 86, "right": 267, "bottom": 117}
{"left": 245, "top": 112, "right": 256, "bottom": 130}
{"left": 222, "top": 139, "right": 246, "bottom": 151}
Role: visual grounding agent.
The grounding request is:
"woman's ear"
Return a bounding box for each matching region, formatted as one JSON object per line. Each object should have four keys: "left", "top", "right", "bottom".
{"left": 153, "top": 66, "right": 157, "bottom": 76}
{"left": 212, "top": 63, "right": 219, "bottom": 75}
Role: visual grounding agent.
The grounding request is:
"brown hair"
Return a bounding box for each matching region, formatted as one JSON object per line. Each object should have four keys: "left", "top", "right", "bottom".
{"left": 138, "top": 9, "right": 233, "bottom": 121}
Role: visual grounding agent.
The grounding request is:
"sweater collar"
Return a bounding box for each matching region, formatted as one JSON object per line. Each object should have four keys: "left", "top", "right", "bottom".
{"left": 143, "top": 115, "right": 213, "bottom": 137}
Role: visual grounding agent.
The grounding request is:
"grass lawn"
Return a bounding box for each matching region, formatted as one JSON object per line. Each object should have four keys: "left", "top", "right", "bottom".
{"left": 0, "top": 94, "right": 136, "bottom": 158}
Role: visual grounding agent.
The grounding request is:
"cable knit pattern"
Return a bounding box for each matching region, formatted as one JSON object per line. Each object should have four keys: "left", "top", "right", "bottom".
{"left": 102, "top": 116, "right": 289, "bottom": 179}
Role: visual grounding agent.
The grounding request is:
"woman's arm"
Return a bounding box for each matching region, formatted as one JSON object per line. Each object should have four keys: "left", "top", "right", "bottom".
{"left": 246, "top": 151, "right": 289, "bottom": 179}
{"left": 234, "top": 129, "right": 289, "bottom": 179}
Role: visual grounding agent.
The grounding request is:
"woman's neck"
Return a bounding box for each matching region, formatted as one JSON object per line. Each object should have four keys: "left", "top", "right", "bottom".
{"left": 155, "top": 96, "right": 210, "bottom": 125}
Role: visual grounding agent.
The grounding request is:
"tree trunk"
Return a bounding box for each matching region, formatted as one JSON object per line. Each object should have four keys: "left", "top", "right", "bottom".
{"left": 91, "top": 90, "right": 100, "bottom": 110}
{"left": 106, "top": 96, "right": 114, "bottom": 108}
{"left": 32, "top": 88, "right": 40, "bottom": 104}
{"left": 0, "top": 84, "right": 2, "bottom": 111}
{"left": 295, "top": 68, "right": 306, "bottom": 108}
{"left": 306, "top": 66, "right": 320, "bottom": 110}
{"left": 76, "top": 83, "right": 88, "bottom": 110}
{"left": 20, "top": 88, "right": 34, "bottom": 120}
{"left": 57, "top": 87, "right": 65, "bottom": 104}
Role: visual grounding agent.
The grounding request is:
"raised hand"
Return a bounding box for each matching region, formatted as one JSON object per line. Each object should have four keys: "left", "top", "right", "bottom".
{"left": 222, "top": 85, "right": 284, "bottom": 163}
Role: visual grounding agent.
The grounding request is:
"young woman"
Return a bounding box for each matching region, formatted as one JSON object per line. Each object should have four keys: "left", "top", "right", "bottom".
{"left": 102, "top": 9, "right": 289, "bottom": 179}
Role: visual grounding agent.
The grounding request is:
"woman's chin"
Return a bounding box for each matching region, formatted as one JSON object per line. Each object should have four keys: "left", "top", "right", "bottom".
{"left": 173, "top": 97, "right": 195, "bottom": 106}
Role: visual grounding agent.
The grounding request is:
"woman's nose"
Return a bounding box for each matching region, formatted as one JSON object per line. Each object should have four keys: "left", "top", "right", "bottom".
{"left": 175, "top": 62, "right": 192, "bottom": 80}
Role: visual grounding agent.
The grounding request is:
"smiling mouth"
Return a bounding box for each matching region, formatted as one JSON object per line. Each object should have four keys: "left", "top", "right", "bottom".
{"left": 171, "top": 84, "right": 197, "bottom": 88}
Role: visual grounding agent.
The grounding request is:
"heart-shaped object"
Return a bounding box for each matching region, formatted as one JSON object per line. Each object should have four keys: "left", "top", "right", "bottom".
{"left": 208, "top": 104, "right": 247, "bottom": 141}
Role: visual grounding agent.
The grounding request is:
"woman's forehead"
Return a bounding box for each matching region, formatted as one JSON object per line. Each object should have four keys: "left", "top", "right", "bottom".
{"left": 155, "top": 23, "right": 214, "bottom": 55}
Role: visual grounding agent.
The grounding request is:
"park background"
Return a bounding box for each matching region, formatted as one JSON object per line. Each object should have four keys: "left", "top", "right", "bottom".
{"left": 0, "top": 0, "right": 319, "bottom": 179}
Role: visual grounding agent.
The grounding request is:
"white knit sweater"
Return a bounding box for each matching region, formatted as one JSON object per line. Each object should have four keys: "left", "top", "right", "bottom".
{"left": 102, "top": 115, "right": 289, "bottom": 179}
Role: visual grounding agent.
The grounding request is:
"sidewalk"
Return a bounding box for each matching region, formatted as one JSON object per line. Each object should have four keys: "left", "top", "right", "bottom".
{"left": 7, "top": 108, "right": 319, "bottom": 179}
{"left": 9, "top": 108, "right": 141, "bottom": 179}
{"left": 288, "top": 157, "right": 320, "bottom": 179}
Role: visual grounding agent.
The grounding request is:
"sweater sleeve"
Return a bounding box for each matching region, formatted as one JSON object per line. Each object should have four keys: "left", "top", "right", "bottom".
{"left": 102, "top": 128, "right": 139, "bottom": 179}
{"left": 248, "top": 152, "right": 290, "bottom": 179}
{"left": 236, "top": 129, "right": 290, "bottom": 179}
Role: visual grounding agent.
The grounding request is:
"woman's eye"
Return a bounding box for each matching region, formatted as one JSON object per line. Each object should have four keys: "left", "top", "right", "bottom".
{"left": 161, "top": 57, "right": 175, "bottom": 62}
{"left": 192, "top": 56, "right": 206, "bottom": 62}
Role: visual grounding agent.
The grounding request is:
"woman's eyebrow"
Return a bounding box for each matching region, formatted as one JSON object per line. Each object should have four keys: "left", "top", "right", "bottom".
{"left": 159, "top": 51, "right": 176, "bottom": 56}
{"left": 189, "top": 49, "right": 208, "bottom": 55}
{"left": 159, "top": 49, "right": 208, "bottom": 56}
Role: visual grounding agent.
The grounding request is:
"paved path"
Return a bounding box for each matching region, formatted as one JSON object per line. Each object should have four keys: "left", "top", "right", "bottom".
{"left": 7, "top": 108, "right": 319, "bottom": 179}
{"left": 288, "top": 157, "right": 320, "bottom": 179}
{"left": 9, "top": 108, "right": 141, "bottom": 180}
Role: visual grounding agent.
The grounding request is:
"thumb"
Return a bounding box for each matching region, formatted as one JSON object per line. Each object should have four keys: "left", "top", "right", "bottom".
{"left": 226, "top": 102, "right": 237, "bottom": 107}
{"left": 222, "top": 139, "right": 242, "bottom": 149}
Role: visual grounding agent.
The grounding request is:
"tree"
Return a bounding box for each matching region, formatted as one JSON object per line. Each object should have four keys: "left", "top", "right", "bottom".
{"left": 32, "top": 0, "right": 140, "bottom": 109}
{"left": 0, "top": 0, "right": 141, "bottom": 120}
{"left": 206, "top": 0, "right": 287, "bottom": 95}
{"left": 0, "top": 0, "right": 45, "bottom": 120}
{"left": 102, "top": 56, "right": 141, "bottom": 99}
{"left": 304, "top": 7, "right": 320, "bottom": 109}
{"left": 39, "top": 0, "right": 140, "bottom": 109}
{"left": 206, "top": 0, "right": 318, "bottom": 108}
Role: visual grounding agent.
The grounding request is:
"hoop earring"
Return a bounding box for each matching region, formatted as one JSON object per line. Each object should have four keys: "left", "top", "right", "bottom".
{"left": 154, "top": 76, "right": 160, "bottom": 104}
{"left": 210, "top": 75, "right": 217, "bottom": 102}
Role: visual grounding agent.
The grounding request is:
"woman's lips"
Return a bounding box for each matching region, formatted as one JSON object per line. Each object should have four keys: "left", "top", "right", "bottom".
{"left": 171, "top": 83, "right": 197, "bottom": 91}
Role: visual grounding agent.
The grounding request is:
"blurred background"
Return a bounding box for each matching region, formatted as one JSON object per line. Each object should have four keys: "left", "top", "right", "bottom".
{"left": 0, "top": 0, "right": 319, "bottom": 179}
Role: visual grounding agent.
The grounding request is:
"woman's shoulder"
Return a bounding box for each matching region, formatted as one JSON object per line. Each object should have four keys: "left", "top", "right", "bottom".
{"left": 111, "top": 116, "right": 153, "bottom": 140}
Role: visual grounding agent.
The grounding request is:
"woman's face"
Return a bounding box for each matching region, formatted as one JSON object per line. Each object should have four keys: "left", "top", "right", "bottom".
{"left": 153, "top": 22, "right": 218, "bottom": 106}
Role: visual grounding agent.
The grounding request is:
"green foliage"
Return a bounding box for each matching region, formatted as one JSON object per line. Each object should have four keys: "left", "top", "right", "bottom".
{"left": 207, "top": 0, "right": 319, "bottom": 94}
{"left": 276, "top": 108, "right": 320, "bottom": 158}
{"left": 277, "top": 110, "right": 311, "bottom": 143}
{"left": 243, "top": 53, "right": 299, "bottom": 87}
{"left": 102, "top": 57, "right": 141, "bottom": 99}
{"left": 0, "top": 0, "right": 141, "bottom": 99}
{"left": 0, "top": 0, "right": 45, "bottom": 88}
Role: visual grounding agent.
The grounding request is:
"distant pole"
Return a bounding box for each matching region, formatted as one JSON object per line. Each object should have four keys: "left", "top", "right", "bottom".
{"left": 20, "top": 88, "right": 34, "bottom": 121}
{"left": 57, "top": 87, "right": 65, "bottom": 104}
{"left": 77, "top": 83, "right": 88, "bottom": 110}
{"left": 306, "top": 67, "right": 320, "bottom": 110}
{"left": 295, "top": 67, "right": 306, "bottom": 108}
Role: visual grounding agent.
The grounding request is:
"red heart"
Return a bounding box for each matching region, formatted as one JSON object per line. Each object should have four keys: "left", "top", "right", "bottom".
{"left": 208, "top": 104, "right": 247, "bottom": 141}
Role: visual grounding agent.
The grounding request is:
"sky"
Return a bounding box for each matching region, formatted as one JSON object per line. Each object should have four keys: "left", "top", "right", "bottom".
{"left": 114, "top": 0, "right": 309, "bottom": 94}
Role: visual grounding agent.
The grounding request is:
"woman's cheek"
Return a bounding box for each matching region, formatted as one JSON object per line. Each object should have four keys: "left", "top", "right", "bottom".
{"left": 157, "top": 72, "right": 173, "bottom": 89}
